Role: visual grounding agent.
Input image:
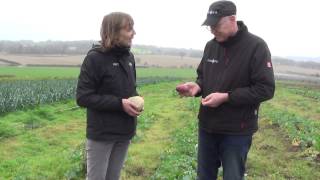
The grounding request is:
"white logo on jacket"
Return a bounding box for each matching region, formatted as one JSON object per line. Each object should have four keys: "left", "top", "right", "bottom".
{"left": 206, "top": 58, "right": 219, "bottom": 64}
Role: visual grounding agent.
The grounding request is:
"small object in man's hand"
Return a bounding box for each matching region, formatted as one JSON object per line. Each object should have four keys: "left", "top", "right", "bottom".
{"left": 176, "top": 84, "right": 189, "bottom": 93}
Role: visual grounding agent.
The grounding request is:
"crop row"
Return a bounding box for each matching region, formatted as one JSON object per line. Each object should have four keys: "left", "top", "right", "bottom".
{"left": 287, "top": 87, "right": 320, "bottom": 100}
{"left": 0, "top": 79, "right": 77, "bottom": 114}
{"left": 261, "top": 103, "right": 320, "bottom": 152}
{"left": 0, "top": 77, "right": 185, "bottom": 115}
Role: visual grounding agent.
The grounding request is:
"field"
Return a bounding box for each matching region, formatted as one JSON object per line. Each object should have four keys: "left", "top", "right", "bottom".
{"left": 0, "top": 64, "right": 319, "bottom": 179}
{"left": 0, "top": 53, "right": 85, "bottom": 66}
{"left": 0, "top": 53, "right": 200, "bottom": 68}
{"left": 2, "top": 53, "right": 320, "bottom": 77}
{"left": 0, "top": 66, "right": 196, "bottom": 80}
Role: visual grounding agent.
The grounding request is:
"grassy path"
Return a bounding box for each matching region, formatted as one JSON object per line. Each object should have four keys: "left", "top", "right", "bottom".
{"left": 122, "top": 82, "right": 195, "bottom": 179}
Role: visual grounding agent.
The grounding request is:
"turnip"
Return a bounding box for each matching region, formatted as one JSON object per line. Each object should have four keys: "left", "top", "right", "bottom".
{"left": 128, "top": 96, "right": 144, "bottom": 111}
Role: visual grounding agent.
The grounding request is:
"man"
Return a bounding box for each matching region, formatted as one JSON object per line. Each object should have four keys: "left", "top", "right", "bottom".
{"left": 176, "top": 1, "right": 275, "bottom": 179}
{"left": 76, "top": 12, "right": 141, "bottom": 180}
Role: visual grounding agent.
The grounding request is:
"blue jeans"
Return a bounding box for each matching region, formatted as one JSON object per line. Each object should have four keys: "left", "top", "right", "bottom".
{"left": 197, "top": 129, "right": 252, "bottom": 180}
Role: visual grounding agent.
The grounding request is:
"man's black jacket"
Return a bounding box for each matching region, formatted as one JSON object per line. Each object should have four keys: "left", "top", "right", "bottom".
{"left": 196, "top": 21, "right": 275, "bottom": 135}
{"left": 76, "top": 45, "right": 138, "bottom": 141}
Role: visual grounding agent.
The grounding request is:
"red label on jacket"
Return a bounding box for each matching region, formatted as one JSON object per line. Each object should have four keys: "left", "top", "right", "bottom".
{"left": 267, "top": 61, "right": 272, "bottom": 68}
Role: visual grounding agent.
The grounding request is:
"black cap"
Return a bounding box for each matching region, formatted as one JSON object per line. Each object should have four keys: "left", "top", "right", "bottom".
{"left": 202, "top": 0, "right": 236, "bottom": 26}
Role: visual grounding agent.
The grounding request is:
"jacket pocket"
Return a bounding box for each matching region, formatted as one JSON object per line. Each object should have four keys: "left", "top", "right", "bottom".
{"left": 100, "top": 66, "right": 121, "bottom": 94}
{"left": 242, "top": 105, "right": 259, "bottom": 129}
{"left": 100, "top": 112, "right": 136, "bottom": 134}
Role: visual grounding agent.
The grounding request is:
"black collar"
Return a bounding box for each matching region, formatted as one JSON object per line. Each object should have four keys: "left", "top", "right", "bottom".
{"left": 107, "top": 46, "right": 130, "bottom": 57}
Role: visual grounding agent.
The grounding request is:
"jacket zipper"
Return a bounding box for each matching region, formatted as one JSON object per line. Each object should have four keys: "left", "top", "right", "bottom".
{"left": 224, "top": 48, "right": 230, "bottom": 66}
{"left": 216, "top": 48, "right": 229, "bottom": 90}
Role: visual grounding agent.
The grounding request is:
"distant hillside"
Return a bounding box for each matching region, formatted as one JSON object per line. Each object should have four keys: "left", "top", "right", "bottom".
{"left": 132, "top": 45, "right": 202, "bottom": 58}
{"left": 273, "top": 56, "right": 320, "bottom": 70}
{"left": 285, "top": 56, "right": 320, "bottom": 63}
{"left": 0, "top": 40, "right": 203, "bottom": 58}
{"left": 0, "top": 40, "right": 94, "bottom": 55}
{"left": 1, "top": 40, "right": 320, "bottom": 75}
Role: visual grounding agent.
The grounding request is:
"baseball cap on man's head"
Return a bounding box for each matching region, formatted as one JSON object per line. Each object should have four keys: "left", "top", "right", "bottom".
{"left": 202, "top": 0, "right": 236, "bottom": 26}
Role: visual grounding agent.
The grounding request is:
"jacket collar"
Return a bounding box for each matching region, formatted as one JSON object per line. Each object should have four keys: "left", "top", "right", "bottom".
{"left": 107, "top": 46, "right": 131, "bottom": 57}
{"left": 88, "top": 42, "right": 130, "bottom": 58}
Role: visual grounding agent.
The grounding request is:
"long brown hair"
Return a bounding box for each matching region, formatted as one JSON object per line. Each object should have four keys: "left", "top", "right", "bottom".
{"left": 100, "top": 12, "right": 134, "bottom": 49}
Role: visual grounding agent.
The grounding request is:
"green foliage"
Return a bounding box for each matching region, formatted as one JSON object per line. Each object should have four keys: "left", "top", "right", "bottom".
{"left": 315, "top": 136, "right": 320, "bottom": 152}
{"left": 0, "top": 66, "right": 79, "bottom": 80}
{"left": 0, "top": 121, "right": 18, "bottom": 139}
{"left": 132, "top": 112, "right": 157, "bottom": 143}
{"left": 0, "top": 79, "right": 77, "bottom": 114}
{"left": 287, "top": 86, "right": 320, "bottom": 100}
{"left": 0, "top": 102, "right": 86, "bottom": 179}
{"left": 151, "top": 98, "right": 199, "bottom": 179}
{"left": 64, "top": 142, "right": 86, "bottom": 180}
{"left": 261, "top": 102, "right": 320, "bottom": 151}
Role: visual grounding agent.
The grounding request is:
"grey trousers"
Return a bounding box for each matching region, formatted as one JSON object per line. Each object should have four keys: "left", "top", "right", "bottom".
{"left": 86, "top": 139, "right": 130, "bottom": 180}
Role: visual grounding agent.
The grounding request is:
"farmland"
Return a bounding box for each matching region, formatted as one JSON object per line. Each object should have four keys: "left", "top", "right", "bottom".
{"left": 2, "top": 52, "right": 320, "bottom": 77}
{"left": 0, "top": 66, "right": 196, "bottom": 80}
{"left": 0, "top": 64, "right": 319, "bottom": 179}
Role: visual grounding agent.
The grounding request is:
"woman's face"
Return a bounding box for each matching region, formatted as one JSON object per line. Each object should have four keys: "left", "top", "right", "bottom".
{"left": 118, "top": 22, "right": 136, "bottom": 48}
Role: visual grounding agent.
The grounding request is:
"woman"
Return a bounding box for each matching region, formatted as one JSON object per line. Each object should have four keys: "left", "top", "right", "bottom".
{"left": 76, "top": 12, "right": 141, "bottom": 180}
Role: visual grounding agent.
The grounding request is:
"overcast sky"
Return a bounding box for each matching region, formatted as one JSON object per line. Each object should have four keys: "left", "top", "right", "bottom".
{"left": 1, "top": 0, "right": 319, "bottom": 57}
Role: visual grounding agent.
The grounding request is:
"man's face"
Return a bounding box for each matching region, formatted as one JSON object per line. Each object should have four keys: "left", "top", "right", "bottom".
{"left": 118, "top": 23, "right": 136, "bottom": 48}
{"left": 209, "top": 16, "right": 233, "bottom": 42}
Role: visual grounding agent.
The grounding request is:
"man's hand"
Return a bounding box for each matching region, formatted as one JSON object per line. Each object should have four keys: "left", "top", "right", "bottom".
{"left": 122, "top": 99, "right": 141, "bottom": 117}
{"left": 176, "top": 82, "right": 201, "bottom": 97}
{"left": 201, "top": 92, "right": 229, "bottom": 107}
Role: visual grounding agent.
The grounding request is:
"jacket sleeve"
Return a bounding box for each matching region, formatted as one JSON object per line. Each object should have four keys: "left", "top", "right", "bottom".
{"left": 76, "top": 55, "right": 123, "bottom": 111}
{"left": 132, "top": 53, "right": 139, "bottom": 96}
{"left": 195, "top": 59, "right": 204, "bottom": 97}
{"left": 195, "top": 44, "right": 208, "bottom": 97}
{"left": 228, "top": 41, "right": 275, "bottom": 106}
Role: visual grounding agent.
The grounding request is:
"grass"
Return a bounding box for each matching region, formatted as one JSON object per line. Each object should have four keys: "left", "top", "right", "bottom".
{"left": 151, "top": 98, "right": 199, "bottom": 180}
{"left": 0, "top": 66, "right": 79, "bottom": 80}
{"left": 262, "top": 83, "right": 320, "bottom": 151}
{"left": 0, "top": 101, "right": 86, "bottom": 179}
{"left": 0, "top": 101, "right": 82, "bottom": 140}
{"left": 272, "top": 83, "right": 320, "bottom": 120}
{"left": 122, "top": 82, "right": 195, "bottom": 179}
{"left": 246, "top": 117, "right": 320, "bottom": 180}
